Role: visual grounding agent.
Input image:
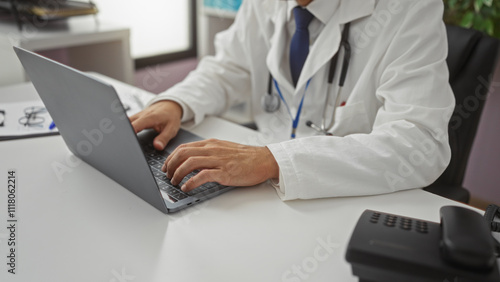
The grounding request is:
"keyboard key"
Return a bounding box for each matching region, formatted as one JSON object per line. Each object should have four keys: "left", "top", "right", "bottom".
{"left": 203, "top": 182, "right": 218, "bottom": 189}
{"left": 153, "top": 155, "right": 165, "bottom": 161}
{"left": 158, "top": 183, "right": 170, "bottom": 190}
{"left": 170, "top": 189, "right": 180, "bottom": 197}
{"left": 187, "top": 185, "right": 213, "bottom": 196}
{"left": 149, "top": 161, "right": 163, "bottom": 171}
{"left": 142, "top": 142, "right": 227, "bottom": 200}
{"left": 153, "top": 171, "right": 165, "bottom": 178}
{"left": 158, "top": 175, "right": 168, "bottom": 182}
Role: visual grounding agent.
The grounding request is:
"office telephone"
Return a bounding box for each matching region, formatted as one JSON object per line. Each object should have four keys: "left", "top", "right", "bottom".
{"left": 345, "top": 206, "right": 500, "bottom": 282}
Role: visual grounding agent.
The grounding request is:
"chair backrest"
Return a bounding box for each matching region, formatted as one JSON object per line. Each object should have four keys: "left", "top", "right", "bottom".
{"left": 431, "top": 25, "right": 499, "bottom": 187}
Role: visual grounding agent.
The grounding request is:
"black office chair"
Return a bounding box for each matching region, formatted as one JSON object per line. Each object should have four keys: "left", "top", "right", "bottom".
{"left": 424, "top": 25, "right": 500, "bottom": 203}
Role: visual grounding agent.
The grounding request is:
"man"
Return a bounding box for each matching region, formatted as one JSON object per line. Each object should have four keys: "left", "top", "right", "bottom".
{"left": 130, "top": 0, "right": 455, "bottom": 201}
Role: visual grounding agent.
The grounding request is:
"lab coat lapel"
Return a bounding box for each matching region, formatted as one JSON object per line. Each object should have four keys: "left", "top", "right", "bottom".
{"left": 337, "top": 0, "right": 376, "bottom": 26}
{"left": 296, "top": 18, "right": 341, "bottom": 91}
{"left": 266, "top": 3, "right": 295, "bottom": 96}
{"left": 296, "top": 0, "right": 376, "bottom": 91}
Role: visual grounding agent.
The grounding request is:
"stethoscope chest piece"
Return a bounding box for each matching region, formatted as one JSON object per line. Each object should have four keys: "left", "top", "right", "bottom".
{"left": 262, "top": 92, "right": 281, "bottom": 113}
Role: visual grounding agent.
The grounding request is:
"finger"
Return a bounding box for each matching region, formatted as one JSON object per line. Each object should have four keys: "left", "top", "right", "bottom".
{"left": 129, "top": 111, "right": 142, "bottom": 123}
{"left": 173, "top": 138, "right": 220, "bottom": 150}
{"left": 170, "top": 156, "right": 217, "bottom": 186}
{"left": 153, "top": 123, "right": 178, "bottom": 151}
{"left": 163, "top": 147, "right": 213, "bottom": 174}
{"left": 181, "top": 169, "right": 220, "bottom": 192}
{"left": 131, "top": 115, "right": 155, "bottom": 134}
{"left": 164, "top": 139, "right": 219, "bottom": 165}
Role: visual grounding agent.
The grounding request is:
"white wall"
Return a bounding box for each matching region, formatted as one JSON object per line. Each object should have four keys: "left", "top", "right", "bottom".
{"left": 92, "top": 0, "right": 191, "bottom": 59}
{"left": 464, "top": 57, "right": 500, "bottom": 205}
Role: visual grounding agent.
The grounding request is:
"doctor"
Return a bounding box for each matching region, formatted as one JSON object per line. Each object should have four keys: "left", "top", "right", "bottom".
{"left": 131, "top": 0, "right": 455, "bottom": 200}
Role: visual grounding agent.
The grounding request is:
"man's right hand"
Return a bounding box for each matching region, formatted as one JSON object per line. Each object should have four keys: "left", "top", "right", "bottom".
{"left": 130, "top": 100, "right": 183, "bottom": 151}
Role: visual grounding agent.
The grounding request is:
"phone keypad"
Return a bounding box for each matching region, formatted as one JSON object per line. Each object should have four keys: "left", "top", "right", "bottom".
{"left": 384, "top": 215, "right": 397, "bottom": 227}
{"left": 416, "top": 221, "right": 429, "bottom": 233}
{"left": 400, "top": 218, "right": 412, "bottom": 230}
{"left": 370, "top": 212, "right": 381, "bottom": 223}
{"left": 369, "top": 212, "right": 429, "bottom": 234}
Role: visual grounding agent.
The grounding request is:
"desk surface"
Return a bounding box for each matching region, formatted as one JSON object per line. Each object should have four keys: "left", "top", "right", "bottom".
{"left": 0, "top": 76, "right": 477, "bottom": 282}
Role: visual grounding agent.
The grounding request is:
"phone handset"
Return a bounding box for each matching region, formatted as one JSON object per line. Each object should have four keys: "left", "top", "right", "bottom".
{"left": 440, "top": 206, "right": 497, "bottom": 270}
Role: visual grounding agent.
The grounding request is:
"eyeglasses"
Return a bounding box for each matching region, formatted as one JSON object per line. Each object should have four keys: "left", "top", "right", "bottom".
{"left": 18, "top": 106, "right": 47, "bottom": 127}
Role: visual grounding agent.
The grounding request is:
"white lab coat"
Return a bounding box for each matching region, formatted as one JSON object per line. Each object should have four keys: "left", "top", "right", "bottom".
{"left": 149, "top": 0, "right": 455, "bottom": 201}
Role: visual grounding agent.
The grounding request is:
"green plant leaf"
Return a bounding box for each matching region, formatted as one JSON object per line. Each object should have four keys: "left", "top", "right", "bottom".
{"left": 461, "top": 11, "right": 475, "bottom": 27}
{"left": 461, "top": 0, "right": 472, "bottom": 10}
{"left": 444, "top": 0, "right": 500, "bottom": 38}
{"left": 485, "top": 18, "right": 494, "bottom": 35}
{"left": 475, "top": 0, "right": 483, "bottom": 12}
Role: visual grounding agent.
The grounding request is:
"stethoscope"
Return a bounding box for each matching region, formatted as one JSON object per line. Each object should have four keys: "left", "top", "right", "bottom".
{"left": 261, "top": 22, "right": 351, "bottom": 138}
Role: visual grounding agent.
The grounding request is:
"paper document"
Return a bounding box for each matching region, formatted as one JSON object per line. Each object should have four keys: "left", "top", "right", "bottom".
{"left": 0, "top": 100, "right": 58, "bottom": 140}
{"left": 0, "top": 91, "right": 143, "bottom": 141}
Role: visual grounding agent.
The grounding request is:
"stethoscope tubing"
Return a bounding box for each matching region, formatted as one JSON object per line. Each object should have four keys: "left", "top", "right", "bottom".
{"left": 263, "top": 22, "right": 351, "bottom": 138}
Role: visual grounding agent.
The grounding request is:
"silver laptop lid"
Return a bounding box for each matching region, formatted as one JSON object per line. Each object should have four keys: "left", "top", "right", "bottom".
{"left": 14, "top": 47, "right": 169, "bottom": 213}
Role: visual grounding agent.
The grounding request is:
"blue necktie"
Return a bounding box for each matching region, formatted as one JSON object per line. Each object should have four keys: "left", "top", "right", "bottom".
{"left": 290, "top": 6, "right": 314, "bottom": 87}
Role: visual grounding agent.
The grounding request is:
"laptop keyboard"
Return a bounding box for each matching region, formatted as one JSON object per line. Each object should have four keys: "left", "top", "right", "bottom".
{"left": 142, "top": 143, "right": 224, "bottom": 202}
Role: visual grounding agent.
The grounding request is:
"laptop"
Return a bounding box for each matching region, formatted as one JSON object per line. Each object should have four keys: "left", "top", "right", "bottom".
{"left": 14, "top": 47, "right": 234, "bottom": 214}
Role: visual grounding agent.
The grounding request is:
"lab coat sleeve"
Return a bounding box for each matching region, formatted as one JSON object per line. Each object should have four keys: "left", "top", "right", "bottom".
{"left": 146, "top": 0, "right": 254, "bottom": 125}
{"left": 267, "top": 1, "right": 455, "bottom": 200}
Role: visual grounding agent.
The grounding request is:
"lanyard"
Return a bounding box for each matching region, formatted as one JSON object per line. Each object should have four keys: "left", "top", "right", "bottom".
{"left": 273, "top": 78, "right": 312, "bottom": 139}
{"left": 266, "top": 24, "right": 351, "bottom": 137}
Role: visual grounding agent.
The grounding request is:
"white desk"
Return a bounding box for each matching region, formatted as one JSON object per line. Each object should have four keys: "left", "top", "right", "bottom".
{"left": 0, "top": 76, "right": 481, "bottom": 282}
{"left": 0, "top": 17, "right": 133, "bottom": 86}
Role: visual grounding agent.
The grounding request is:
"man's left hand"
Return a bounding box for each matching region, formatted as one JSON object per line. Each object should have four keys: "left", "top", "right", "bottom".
{"left": 161, "top": 139, "right": 279, "bottom": 192}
